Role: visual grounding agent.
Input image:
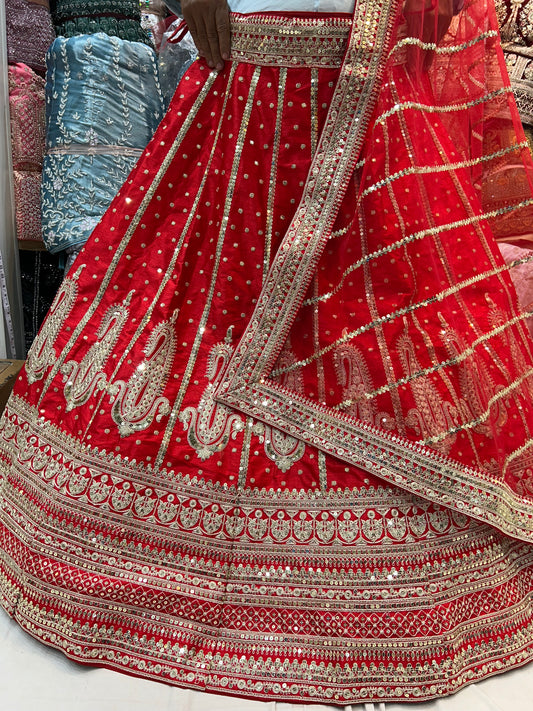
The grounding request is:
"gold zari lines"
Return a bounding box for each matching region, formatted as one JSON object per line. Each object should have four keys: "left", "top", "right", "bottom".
{"left": 359, "top": 141, "right": 529, "bottom": 199}
{"left": 263, "top": 67, "right": 287, "bottom": 282}
{"left": 505, "top": 436, "right": 533, "bottom": 469}
{"left": 391, "top": 29, "right": 499, "bottom": 55}
{"left": 422, "top": 367, "right": 533, "bottom": 445}
{"left": 276, "top": 255, "right": 533, "bottom": 378}
{"left": 216, "top": 0, "right": 399, "bottom": 393}
{"left": 303, "top": 198, "right": 533, "bottom": 321}
{"left": 155, "top": 66, "right": 262, "bottom": 468}
{"left": 92, "top": 65, "right": 240, "bottom": 437}
{"left": 374, "top": 86, "right": 515, "bottom": 127}
{"left": 337, "top": 310, "right": 533, "bottom": 407}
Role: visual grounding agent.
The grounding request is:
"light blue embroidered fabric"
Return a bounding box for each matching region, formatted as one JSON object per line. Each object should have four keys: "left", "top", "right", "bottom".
{"left": 41, "top": 33, "right": 164, "bottom": 253}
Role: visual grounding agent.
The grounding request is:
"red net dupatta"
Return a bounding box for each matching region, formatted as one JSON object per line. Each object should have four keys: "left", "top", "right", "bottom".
{"left": 216, "top": 0, "right": 533, "bottom": 542}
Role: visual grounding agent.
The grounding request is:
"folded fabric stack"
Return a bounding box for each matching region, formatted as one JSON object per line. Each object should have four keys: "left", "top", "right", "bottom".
{"left": 6, "top": 0, "right": 55, "bottom": 249}
{"left": 6, "top": 0, "right": 60, "bottom": 355}
{"left": 8, "top": 64, "right": 46, "bottom": 245}
{"left": 50, "top": 0, "right": 153, "bottom": 45}
{"left": 6, "top": 0, "right": 55, "bottom": 75}
{"left": 140, "top": 0, "right": 168, "bottom": 52}
{"left": 497, "top": 0, "right": 533, "bottom": 133}
{"left": 41, "top": 33, "right": 164, "bottom": 254}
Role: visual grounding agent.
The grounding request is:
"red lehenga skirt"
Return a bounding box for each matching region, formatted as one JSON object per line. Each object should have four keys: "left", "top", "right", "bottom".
{"left": 2, "top": 2, "right": 533, "bottom": 704}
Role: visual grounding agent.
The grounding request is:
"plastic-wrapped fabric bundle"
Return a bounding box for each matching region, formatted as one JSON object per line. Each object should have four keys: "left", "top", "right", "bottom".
{"left": 8, "top": 63, "right": 46, "bottom": 172}
{"left": 12, "top": 172, "right": 43, "bottom": 243}
{"left": 6, "top": 0, "right": 55, "bottom": 75}
{"left": 51, "top": 0, "right": 153, "bottom": 45}
{"left": 41, "top": 33, "right": 164, "bottom": 254}
{"left": 158, "top": 19, "right": 196, "bottom": 108}
{"left": 8, "top": 63, "right": 46, "bottom": 243}
{"left": 140, "top": 0, "right": 167, "bottom": 52}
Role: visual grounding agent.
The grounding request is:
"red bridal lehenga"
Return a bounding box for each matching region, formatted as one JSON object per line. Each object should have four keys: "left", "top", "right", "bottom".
{"left": 2, "top": 0, "right": 533, "bottom": 704}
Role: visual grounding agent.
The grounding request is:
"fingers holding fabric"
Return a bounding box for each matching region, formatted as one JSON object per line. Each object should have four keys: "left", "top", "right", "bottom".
{"left": 182, "top": 0, "right": 231, "bottom": 70}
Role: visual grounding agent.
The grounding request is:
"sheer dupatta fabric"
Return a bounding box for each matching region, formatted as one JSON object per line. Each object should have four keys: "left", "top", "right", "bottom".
{"left": 217, "top": 0, "right": 533, "bottom": 542}
{"left": 2, "top": 0, "right": 533, "bottom": 704}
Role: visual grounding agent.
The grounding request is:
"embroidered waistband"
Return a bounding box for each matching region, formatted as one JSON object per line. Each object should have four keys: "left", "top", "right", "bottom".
{"left": 229, "top": 12, "right": 352, "bottom": 68}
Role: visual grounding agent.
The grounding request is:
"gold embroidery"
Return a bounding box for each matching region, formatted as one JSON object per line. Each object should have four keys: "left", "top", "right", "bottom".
{"left": 155, "top": 63, "right": 261, "bottom": 468}
{"left": 180, "top": 330, "right": 245, "bottom": 460}
{"left": 397, "top": 320, "right": 458, "bottom": 454}
{"left": 109, "top": 312, "right": 177, "bottom": 437}
{"left": 373, "top": 87, "right": 515, "bottom": 127}
{"left": 25, "top": 265, "right": 84, "bottom": 385}
{"left": 229, "top": 13, "right": 352, "bottom": 68}
{"left": 438, "top": 312, "right": 507, "bottom": 438}
{"left": 334, "top": 333, "right": 395, "bottom": 430}
{"left": 62, "top": 292, "right": 133, "bottom": 411}
{"left": 37, "top": 70, "right": 221, "bottom": 407}
{"left": 2, "top": 398, "right": 533, "bottom": 701}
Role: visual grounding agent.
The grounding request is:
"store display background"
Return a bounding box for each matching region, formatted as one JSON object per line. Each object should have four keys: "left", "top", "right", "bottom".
{"left": 2, "top": 1, "right": 533, "bottom": 708}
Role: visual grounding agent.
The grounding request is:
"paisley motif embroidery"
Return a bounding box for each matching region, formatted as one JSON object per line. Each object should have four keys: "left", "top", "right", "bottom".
{"left": 61, "top": 292, "right": 133, "bottom": 411}
{"left": 486, "top": 294, "right": 533, "bottom": 402}
{"left": 180, "top": 333, "right": 306, "bottom": 472}
{"left": 438, "top": 312, "right": 507, "bottom": 436}
{"left": 179, "top": 328, "right": 245, "bottom": 460}
{"left": 253, "top": 420, "right": 306, "bottom": 474}
{"left": 109, "top": 311, "right": 176, "bottom": 437}
{"left": 397, "top": 320, "right": 458, "bottom": 453}
{"left": 25, "top": 264, "right": 84, "bottom": 384}
{"left": 334, "top": 333, "right": 395, "bottom": 430}
{"left": 260, "top": 338, "right": 306, "bottom": 472}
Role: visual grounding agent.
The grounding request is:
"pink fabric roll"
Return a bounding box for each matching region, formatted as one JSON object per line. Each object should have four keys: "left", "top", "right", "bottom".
{"left": 8, "top": 64, "right": 46, "bottom": 171}
{"left": 13, "top": 171, "right": 43, "bottom": 243}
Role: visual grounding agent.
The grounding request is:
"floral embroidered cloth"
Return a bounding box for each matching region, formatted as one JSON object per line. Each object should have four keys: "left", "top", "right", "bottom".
{"left": 8, "top": 64, "right": 46, "bottom": 243}
{"left": 497, "top": 0, "right": 533, "bottom": 45}
{"left": 51, "top": 0, "right": 153, "bottom": 44}
{"left": 6, "top": 0, "right": 55, "bottom": 74}
{"left": 41, "top": 33, "right": 163, "bottom": 253}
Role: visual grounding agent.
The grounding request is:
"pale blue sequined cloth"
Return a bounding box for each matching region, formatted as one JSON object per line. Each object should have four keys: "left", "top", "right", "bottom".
{"left": 41, "top": 33, "right": 164, "bottom": 253}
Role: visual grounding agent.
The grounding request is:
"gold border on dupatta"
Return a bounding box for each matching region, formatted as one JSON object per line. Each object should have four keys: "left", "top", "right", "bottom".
{"left": 215, "top": 0, "right": 533, "bottom": 543}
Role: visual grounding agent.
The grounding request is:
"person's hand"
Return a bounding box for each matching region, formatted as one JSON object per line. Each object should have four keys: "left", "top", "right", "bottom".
{"left": 404, "top": 0, "right": 454, "bottom": 73}
{"left": 181, "top": 0, "right": 231, "bottom": 71}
